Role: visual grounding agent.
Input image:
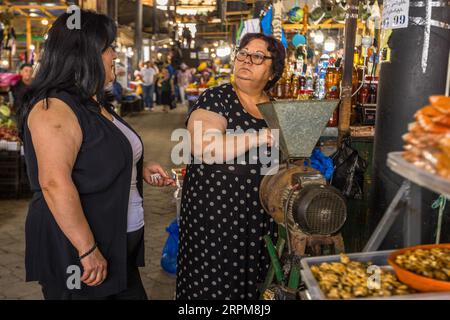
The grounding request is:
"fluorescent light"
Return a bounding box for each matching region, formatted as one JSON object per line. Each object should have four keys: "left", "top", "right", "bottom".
{"left": 176, "top": 8, "right": 197, "bottom": 15}
{"left": 217, "top": 45, "right": 231, "bottom": 58}
{"left": 314, "top": 30, "right": 324, "bottom": 44}
{"left": 41, "top": 19, "right": 49, "bottom": 26}
{"left": 324, "top": 37, "right": 336, "bottom": 52}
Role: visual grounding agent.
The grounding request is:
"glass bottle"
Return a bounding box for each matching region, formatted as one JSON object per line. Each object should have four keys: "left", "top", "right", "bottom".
{"left": 327, "top": 108, "right": 339, "bottom": 127}
{"left": 283, "top": 71, "right": 292, "bottom": 99}
{"left": 305, "top": 67, "right": 314, "bottom": 91}
{"left": 291, "top": 75, "right": 299, "bottom": 99}
{"left": 325, "top": 66, "right": 340, "bottom": 99}
{"left": 276, "top": 69, "right": 286, "bottom": 99}
{"left": 359, "top": 83, "right": 370, "bottom": 104}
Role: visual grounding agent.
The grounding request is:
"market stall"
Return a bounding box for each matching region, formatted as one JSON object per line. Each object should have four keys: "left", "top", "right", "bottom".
{"left": 185, "top": 60, "right": 232, "bottom": 112}
{"left": 252, "top": 0, "right": 450, "bottom": 301}
{"left": 0, "top": 77, "right": 29, "bottom": 199}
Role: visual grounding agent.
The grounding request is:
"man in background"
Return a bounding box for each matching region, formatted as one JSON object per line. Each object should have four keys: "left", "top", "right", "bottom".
{"left": 140, "top": 60, "right": 156, "bottom": 111}
{"left": 10, "top": 63, "right": 33, "bottom": 113}
{"left": 176, "top": 63, "right": 192, "bottom": 107}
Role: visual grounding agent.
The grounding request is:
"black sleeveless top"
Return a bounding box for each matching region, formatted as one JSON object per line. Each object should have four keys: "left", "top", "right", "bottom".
{"left": 22, "top": 88, "right": 145, "bottom": 297}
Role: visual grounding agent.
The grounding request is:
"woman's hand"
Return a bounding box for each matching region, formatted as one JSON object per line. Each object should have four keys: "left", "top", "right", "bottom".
{"left": 80, "top": 247, "right": 108, "bottom": 287}
{"left": 143, "top": 161, "right": 176, "bottom": 187}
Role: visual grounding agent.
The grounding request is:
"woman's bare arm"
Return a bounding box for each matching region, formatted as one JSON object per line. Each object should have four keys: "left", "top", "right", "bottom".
{"left": 187, "top": 109, "right": 272, "bottom": 163}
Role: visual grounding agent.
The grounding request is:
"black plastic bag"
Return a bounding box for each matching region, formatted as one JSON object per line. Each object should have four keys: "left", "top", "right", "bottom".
{"left": 331, "top": 136, "right": 367, "bottom": 199}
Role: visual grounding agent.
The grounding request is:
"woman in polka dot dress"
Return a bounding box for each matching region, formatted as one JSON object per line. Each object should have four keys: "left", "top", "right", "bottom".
{"left": 176, "top": 34, "right": 286, "bottom": 300}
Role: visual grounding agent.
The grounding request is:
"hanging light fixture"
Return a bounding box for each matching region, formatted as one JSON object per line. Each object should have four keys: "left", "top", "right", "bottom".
{"left": 324, "top": 37, "right": 336, "bottom": 52}
{"left": 217, "top": 44, "right": 231, "bottom": 58}
{"left": 314, "top": 30, "right": 324, "bottom": 44}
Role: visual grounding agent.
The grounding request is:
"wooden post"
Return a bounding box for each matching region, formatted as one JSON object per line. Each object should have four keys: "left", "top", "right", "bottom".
{"left": 303, "top": 4, "right": 308, "bottom": 35}
{"left": 134, "top": 0, "right": 143, "bottom": 69}
{"left": 26, "top": 16, "right": 32, "bottom": 63}
{"left": 338, "top": 0, "right": 359, "bottom": 145}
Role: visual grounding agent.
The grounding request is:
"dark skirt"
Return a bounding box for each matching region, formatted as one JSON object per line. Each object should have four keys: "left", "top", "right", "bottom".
{"left": 176, "top": 164, "right": 277, "bottom": 300}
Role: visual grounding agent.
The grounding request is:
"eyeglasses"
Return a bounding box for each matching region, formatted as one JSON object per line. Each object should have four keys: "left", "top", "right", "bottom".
{"left": 103, "top": 44, "right": 117, "bottom": 53}
{"left": 235, "top": 49, "right": 273, "bottom": 65}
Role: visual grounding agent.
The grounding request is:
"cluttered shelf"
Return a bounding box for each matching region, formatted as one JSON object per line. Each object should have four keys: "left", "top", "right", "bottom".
{"left": 283, "top": 21, "right": 365, "bottom": 32}
{"left": 387, "top": 152, "right": 450, "bottom": 200}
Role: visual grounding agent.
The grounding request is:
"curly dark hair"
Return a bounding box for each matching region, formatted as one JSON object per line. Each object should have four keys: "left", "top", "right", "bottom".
{"left": 237, "top": 33, "right": 286, "bottom": 91}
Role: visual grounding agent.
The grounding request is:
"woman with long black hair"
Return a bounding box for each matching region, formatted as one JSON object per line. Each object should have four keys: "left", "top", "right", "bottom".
{"left": 19, "top": 10, "right": 175, "bottom": 300}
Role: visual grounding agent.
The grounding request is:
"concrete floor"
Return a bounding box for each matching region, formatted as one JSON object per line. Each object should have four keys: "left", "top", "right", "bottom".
{"left": 0, "top": 104, "right": 188, "bottom": 300}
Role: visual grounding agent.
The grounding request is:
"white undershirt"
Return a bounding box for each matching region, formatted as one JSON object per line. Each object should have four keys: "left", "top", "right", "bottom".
{"left": 111, "top": 116, "right": 145, "bottom": 233}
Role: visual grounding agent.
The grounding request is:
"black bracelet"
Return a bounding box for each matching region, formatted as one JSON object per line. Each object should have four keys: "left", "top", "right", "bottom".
{"left": 79, "top": 243, "right": 98, "bottom": 261}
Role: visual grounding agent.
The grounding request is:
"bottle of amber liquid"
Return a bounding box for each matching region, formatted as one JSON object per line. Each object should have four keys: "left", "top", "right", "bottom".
{"left": 325, "top": 66, "right": 340, "bottom": 99}
{"left": 276, "top": 70, "right": 286, "bottom": 99}
{"left": 283, "top": 71, "right": 292, "bottom": 99}
{"left": 291, "top": 75, "right": 299, "bottom": 99}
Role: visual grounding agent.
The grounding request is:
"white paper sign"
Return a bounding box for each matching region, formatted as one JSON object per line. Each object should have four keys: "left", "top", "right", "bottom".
{"left": 197, "top": 52, "right": 210, "bottom": 60}
{"left": 381, "top": 0, "right": 410, "bottom": 29}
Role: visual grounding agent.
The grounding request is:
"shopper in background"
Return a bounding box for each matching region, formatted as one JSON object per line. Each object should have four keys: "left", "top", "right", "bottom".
{"left": 154, "top": 61, "right": 164, "bottom": 105}
{"left": 176, "top": 63, "right": 192, "bottom": 107}
{"left": 18, "top": 10, "right": 175, "bottom": 300}
{"left": 10, "top": 63, "right": 33, "bottom": 113}
{"left": 140, "top": 61, "right": 156, "bottom": 111}
{"left": 176, "top": 33, "right": 286, "bottom": 300}
{"left": 160, "top": 68, "right": 175, "bottom": 113}
{"left": 149, "top": 60, "right": 159, "bottom": 75}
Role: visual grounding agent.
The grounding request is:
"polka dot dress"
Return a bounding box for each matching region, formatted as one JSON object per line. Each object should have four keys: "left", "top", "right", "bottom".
{"left": 176, "top": 83, "right": 277, "bottom": 300}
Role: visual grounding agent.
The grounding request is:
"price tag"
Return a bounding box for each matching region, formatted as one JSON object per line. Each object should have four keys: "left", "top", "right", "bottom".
{"left": 381, "top": 0, "right": 410, "bottom": 29}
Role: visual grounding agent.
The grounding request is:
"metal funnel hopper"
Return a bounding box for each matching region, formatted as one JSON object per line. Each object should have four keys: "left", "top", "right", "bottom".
{"left": 257, "top": 99, "right": 340, "bottom": 159}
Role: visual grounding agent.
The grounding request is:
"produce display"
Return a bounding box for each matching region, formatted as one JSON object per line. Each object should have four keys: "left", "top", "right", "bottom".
{"left": 0, "top": 125, "right": 19, "bottom": 142}
{"left": 310, "top": 253, "right": 414, "bottom": 299}
{"left": 394, "top": 248, "right": 450, "bottom": 282}
{"left": 402, "top": 96, "right": 450, "bottom": 179}
{"left": 0, "top": 98, "right": 19, "bottom": 142}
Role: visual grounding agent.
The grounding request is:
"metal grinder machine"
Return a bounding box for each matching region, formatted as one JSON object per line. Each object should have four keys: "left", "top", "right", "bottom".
{"left": 257, "top": 100, "right": 348, "bottom": 298}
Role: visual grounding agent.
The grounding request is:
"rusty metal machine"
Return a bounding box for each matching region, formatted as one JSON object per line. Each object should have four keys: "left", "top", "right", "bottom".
{"left": 257, "top": 100, "right": 347, "bottom": 257}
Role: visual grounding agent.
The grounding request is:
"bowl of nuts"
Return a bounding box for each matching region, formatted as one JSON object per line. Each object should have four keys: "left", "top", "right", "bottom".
{"left": 387, "top": 244, "right": 450, "bottom": 292}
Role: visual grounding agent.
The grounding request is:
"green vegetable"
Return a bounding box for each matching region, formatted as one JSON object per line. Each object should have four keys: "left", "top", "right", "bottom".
{"left": 0, "top": 105, "right": 11, "bottom": 118}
